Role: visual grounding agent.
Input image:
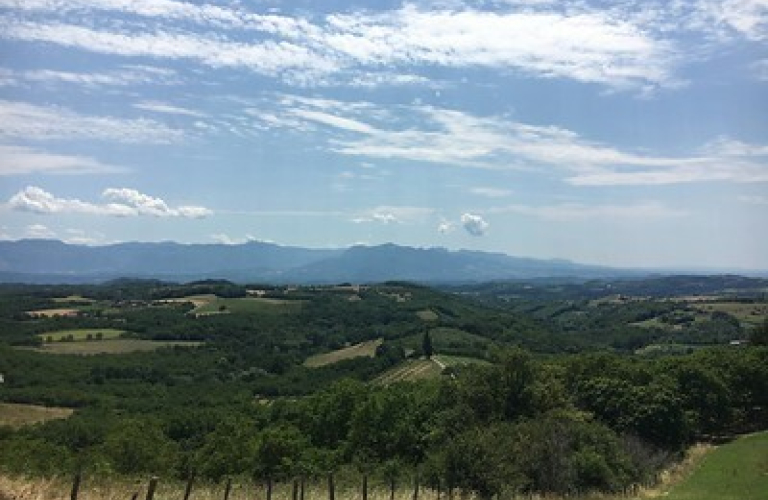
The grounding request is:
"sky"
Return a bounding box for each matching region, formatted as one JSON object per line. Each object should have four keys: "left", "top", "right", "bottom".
{"left": 0, "top": 0, "right": 767, "bottom": 269}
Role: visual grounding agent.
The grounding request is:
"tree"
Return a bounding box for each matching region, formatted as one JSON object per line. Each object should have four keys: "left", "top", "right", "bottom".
{"left": 422, "top": 330, "right": 434, "bottom": 359}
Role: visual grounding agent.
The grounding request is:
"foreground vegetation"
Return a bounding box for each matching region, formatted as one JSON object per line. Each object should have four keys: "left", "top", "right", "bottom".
{"left": 0, "top": 277, "right": 766, "bottom": 498}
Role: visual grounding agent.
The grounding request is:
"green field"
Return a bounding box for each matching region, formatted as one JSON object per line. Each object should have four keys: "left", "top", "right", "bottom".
{"left": 0, "top": 403, "right": 73, "bottom": 428}
{"left": 191, "top": 297, "right": 303, "bottom": 315}
{"left": 38, "top": 328, "right": 126, "bottom": 342}
{"left": 24, "top": 339, "right": 202, "bottom": 355}
{"left": 693, "top": 301, "right": 768, "bottom": 328}
{"left": 304, "top": 339, "right": 383, "bottom": 367}
{"left": 661, "top": 432, "right": 768, "bottom": 500}
{"left": 416, "top": 309, "right": 439, "bottom": 321}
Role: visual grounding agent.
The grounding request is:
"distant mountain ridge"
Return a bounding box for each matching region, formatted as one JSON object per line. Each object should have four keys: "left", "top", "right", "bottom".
{"left": 1, "top": 239, "right": 634, "bottom": 284}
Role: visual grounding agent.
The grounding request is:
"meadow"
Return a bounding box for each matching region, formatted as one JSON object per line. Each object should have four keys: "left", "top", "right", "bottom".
{"left": 23, "top": 339, "right": 202, "bottom": 355}
{"left": 0, "top": 403, "right": 73, "bottom": 428}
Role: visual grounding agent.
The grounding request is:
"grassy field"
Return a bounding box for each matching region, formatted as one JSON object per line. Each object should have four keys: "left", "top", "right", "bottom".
{"left": 38, "top": 328, "right": 126, "bottom": 342}
{"left": 0, "top": 403, "right": 73, "bottom": 428}
{"left": 25, "top": 308, "right": 80, "bottom": 318}
{"left": 191, "top": 297, "right": 303, "bottom": 315}
{"left": 416, "top": 309, "right": 439, "bottom": 321}
{"left": 52, "top": 295, "right": 95, "bottom": 304}
{"left": 693, "top": 301, "right": 767, "bottom": 328}
{"left": 304, "top": 339, "right": 383, "bottom": 368}
{"left": 659, "top": 431, "right": 768, "bottom": 500}
{"left": 22, "top": 339, "right": 202, "bottom": 355}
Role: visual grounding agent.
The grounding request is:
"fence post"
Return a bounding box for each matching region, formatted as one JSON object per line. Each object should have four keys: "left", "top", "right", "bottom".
{"left": 70, "top": 471, "right": 81, "bottom": 500}
{"left": 300, "top": 476, "right": 306, "bottom": 500}
{"left": 390, "top": 478, "right": 396, "bottom": 500}
{"left": 328, "top": 473, "right": 335, "bottom": 500}
{"left": 145, "top": 476, "right": 158, "bottom": 500}
{"left": 267, "top": 477, "right": 273, "bottom": 500}
{"left": 362, "top": 474, "right": 368, "bottom": 500}
{"left": 183, "top": 475, "right": 194, "bottom": 500}
{"left": 223, "top": 478, "right": 232, "bottom": 500}
{"left": 412, "top": 473, "right": 419, "bottom": 500}
{"left": 293, "top": 478, "right": 299, "bottom": 500}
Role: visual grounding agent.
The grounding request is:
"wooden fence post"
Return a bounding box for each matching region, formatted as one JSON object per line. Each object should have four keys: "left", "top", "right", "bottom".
{"left": 412, "top": 473, "right": 419, "bottom": 500}
{"left": 145, "top": 476, "right": 158, "bottom": 500}
{"left": 182, "top": 475, "right": 194, "bottom": 500}
{"left": 267, "top": 477, "right": 273, "bottom": 500}
{"left": 389, "top": 478, "right": 396, "bottom": 500}
{"left": 292, "top": 478, "right": 299, "bottom": 500}
{"left": 300, "top": 476, "right": 306, "bottom": 500}
{"left": 362, "top": 474, "right": 368, "bottom": 500}
{"left": 328, "top": 473, "right": 335, "bottom": 500}
{"left": 69, "top": 471, "right": 81, "bottom": 500}
{"left": 223, "top": 478, "right": 232, "bottom": 500}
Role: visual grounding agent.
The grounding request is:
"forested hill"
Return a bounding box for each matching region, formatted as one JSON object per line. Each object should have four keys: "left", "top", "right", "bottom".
{"left": 0, "top": 239, "right": 628, "bottom": 284}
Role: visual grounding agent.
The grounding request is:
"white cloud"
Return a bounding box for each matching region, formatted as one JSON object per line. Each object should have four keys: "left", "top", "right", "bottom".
{"left": 353, "top": 206, "right": 434, "bottom": 224}
{"left": 270, "top": 96, "right": 768, "bottom": 186}
{"left": 0, "top": 65, "right": 178, "bottom": 88}
{"left": 470, "top": 187, "right": 513, "bottom": 198}
{"left": 25, "top": 223, "right": 56, "bottom": 238}
{"left": 0, "top": 145, "right": 127, "bottom": 175}
{"left": 0, "top": 1, "right": 679, "bottom": 90}
{"left": 8, "top": 186, "right": 212, "bottom": 218}
{"left": 134, "top": 101, "right": 205, "bottom": 117}
{"left": 693, "top": 0, "right": 768, "bottom": 41}
{"left": 461, "top": 213, "right": 489, "bottom": 236}
{"left": 0, "top": 100, "right": 183, "bottom": 143}
{"left": 437, "top": 219, "right": 456, "bottom": 234}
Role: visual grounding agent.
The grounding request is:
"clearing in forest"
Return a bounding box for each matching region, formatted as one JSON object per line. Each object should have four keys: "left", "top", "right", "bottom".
{"left": 0, "top": 403, "right": 73, "bottom": 428}
{"left": 304, "top": 339, "right": 383, "bottom": 368}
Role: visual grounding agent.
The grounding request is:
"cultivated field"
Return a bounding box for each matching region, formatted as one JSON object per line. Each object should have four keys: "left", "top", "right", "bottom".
{"left": 0, "top": 403, "right": 73, "bottom": 428}
{"left": 22, "top": 339, "right": 202, "bottom": 355}
{"left": 692, "top": 301, "right": 767, "bottom": 328}
{"left": 416, "top": 309, "right": 439, "bottom": 321}
{"left": 304, "top": 339, "right": 383, "bottom": 368}
{"left": 189, "top": 296, "right": 303, "bottom": 315}
{"left": 38, "top": 328, "right": 125, "bottom": 342}
{"left": 25, "top": 308, "right": 80, "bottom": 318}
{"left": 374, "top": 359, "right": 442, "bottom": 384}
{"left": 52, "top": 295, "right": 95, "bottom": 304}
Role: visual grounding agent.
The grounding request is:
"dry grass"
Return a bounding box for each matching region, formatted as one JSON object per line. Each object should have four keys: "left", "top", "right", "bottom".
{"left": 374, "top": 359, "right": 442, "bottom": 385}
{"left": 304, "top": 340, "right": 383, "bottom": 368}
{"left": 0, "top": 403, "right": 73, "bottom": 428}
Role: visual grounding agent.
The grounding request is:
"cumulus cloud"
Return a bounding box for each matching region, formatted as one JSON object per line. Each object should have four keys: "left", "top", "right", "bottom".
{"left": 353, "top": 206, "right": 434, "bottom": 224}
{"left": 437, "top": 220, "right": 456, "bottom": 234}
{"left": 461, "top": 213, "right": 489, "bottom": 236}
{"left": 8, "top": 186, "right": 212, "bottom": 218}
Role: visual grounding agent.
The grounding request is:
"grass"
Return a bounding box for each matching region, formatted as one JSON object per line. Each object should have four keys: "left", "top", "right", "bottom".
{"left": 0, "top": 403, "right": 73, "bottom": 428}
{"left": 192, "top": 297, "right": 303, "bottom": 315}
{"left": 693, "top": 301, "right": 768, "bottom": 328}
{"left": 52, "top": 295, "right": 94, "bottom": 304}
{"left": 0, "top": 475, "right": 448, "bottom": 500}
{"left": 433, "top": 354, "right": 491, "bottom": 367}
{"left": 304, "top": 339, "right": 383, "bottom": 368}
{"left": 21, "top": 339, "right": 202, "bottom": 355}
{"left": 659, "top": 431, "right": 768, "bottom": 500}
{"left": 416, "top": 309, "right": 439, "bottom": 321}
{"left": 38, "top": 328, "right": 126, "bottom": 342}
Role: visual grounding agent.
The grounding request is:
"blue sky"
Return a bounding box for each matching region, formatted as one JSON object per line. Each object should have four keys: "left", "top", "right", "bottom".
{"left": 0, "top": 0, "right": 767, "bottom": 269}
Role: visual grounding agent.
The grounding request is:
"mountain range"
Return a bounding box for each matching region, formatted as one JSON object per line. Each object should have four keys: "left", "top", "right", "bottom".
{"left": 0, "top": 239, "right": 644, "bottom": 284}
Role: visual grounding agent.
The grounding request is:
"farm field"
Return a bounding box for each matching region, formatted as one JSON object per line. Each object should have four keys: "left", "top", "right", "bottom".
{"left": 374, "top": 359, "right": 443, "bottom": 384}
{"left": 52, "top": 295, "right": 95, "bottom": 304}
{"left": 191, "top": 296, "right": 303, "bottom": 315}
{"left": 692, "top": 301, "right": 768, "bottom": 328}
{"left": 0, "top": 403, "right": 73, "bottom": 428}
{"left": 25, "top": 308, "right": 80, "bottom": 318}
{"left": 660, "top": 431, "right": 768, "bottom": 500}
{"left": 38, "top": 328, "right": 125, "bottom": 342}
{"left": 416, "top": 309, "right": 439, "bottom": 321}
{"left": 304, "top": 339, "right": 383, "bottom": 367}
{"left": 22, "top": 339, "right": 202, "bottom": 355}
